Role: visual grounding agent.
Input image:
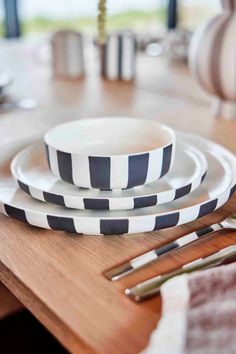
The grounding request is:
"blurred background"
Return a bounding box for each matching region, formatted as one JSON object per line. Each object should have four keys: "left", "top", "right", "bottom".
{"left": 1, "top": 0, "right": 220, "bottom": 39}
{"left": 1, "top": 1, "right": 235, "bottom": 353}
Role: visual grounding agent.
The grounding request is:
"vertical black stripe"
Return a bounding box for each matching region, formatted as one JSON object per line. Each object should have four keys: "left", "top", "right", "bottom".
{"left": 198, "top": 199, "right": 218, "bottom": 218}
{"left": 84, "top": 198, "right": 109, "bottom": 210}
{"left": 132, "top": 36, "right": 136, "bottom": 78}
{"left": 89, "top": 156, "right": 110, "bottom": 189}
{"left": 160, "top": 144, "right": 172, "bottom": 178}
{"left": 18, "top": 180, "right": 30, "bottom": 195}
{"left": 5, "top": 204, "right": 27, "bottom": 223}
{"left": 134, "top": 195, "right": 157, "bottom": 209}
{"left": 100, "top": 219, "right": 129, "bottom": 235}
{"left": 154, "top": 212, "right": 179, "bottom": 230}
{"left": 3, "top": 0, "right": 21, "bottom": 38}
{"left": 47, "top": 215, "right": 76, "bottom": 233}
{"left": 167, "top": 0, "right": 177, "bottom": 29}
{"left": 127, "top": 153, "right": 149, "bottom": 188}
{"left": 100, "top": 43, "right": 106, "bottom": 77}
{"left": 57, "top": 150, "right": 73, "bottom": 184}
{"left": 118, "top": 35, "right": 122, "bottom": 79}
{"left": 201, "top": 171, "right": 207, "bottom": 183}
{"left": 45, "top": 144, "right": 51, "bottom": 170}
{"left": 43, "top": 192, "right": 65, "bottom": 207}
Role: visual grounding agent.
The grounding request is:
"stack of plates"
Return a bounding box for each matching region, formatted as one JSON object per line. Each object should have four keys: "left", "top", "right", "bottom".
{"left": 1, "top": 117, "right": 235, "bottom": 235}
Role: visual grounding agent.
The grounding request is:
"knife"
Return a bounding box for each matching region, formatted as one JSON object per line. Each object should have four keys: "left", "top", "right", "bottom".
{"left": 104, "top": 213, "right": 236, "bottom": 281}
{"left": 125, "top": 244, "right": 236, "bottom": 302}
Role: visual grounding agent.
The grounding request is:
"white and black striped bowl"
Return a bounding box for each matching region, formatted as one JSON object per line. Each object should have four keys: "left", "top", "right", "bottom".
{"left": 1, "top": 131, "right": 235, "bottom": 235}
{"left": 11, "top": 140, "right": 207, "bottom": 211}
{"left": 44, "top": 118, "right": 176, "bottom": 190}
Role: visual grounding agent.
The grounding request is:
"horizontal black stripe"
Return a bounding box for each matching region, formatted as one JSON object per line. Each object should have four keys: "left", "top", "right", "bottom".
{"left": 196, "top": 226, "right": 214, "bottom": 237}
{"left": 154, "top": 212, "right": 179, "bottom": 230}
{"left": 134, "top": 195, "right": 157, "bottom": 209}
{"left": 43, "top": 192, "right": 65, "bottom": 207}
{"left": 84, "top": 198, "right": 109, "bottom": 210}
{"left": 155, "top": 241, "right": 179, "bottom": 256}
{"left": 47, "top": 215, "right": 76, "bottom": 233}
{"left": 5, "top": 204, "right": 28, "bottom": 223}
{"left": 100, "top": 219, "right": 129, "bottom": 235}
{"left": 198, "top": 199, "right": 218, "bottom": 218}
{"left": 174, "top": 184, "right": 192, "bottom": 200}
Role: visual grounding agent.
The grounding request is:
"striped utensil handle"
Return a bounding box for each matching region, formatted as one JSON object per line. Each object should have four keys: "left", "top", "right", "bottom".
{"left": 125, "top": 244, "right": 236, "bottom": 301}
{"left": 104, "top": 223, "right": 223, "bottom": 281}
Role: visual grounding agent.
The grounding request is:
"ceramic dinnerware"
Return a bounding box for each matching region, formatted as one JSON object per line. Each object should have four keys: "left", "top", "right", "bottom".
{"left": 44, "top": 118, "right": 176, "bottom": 189}
{"left": 11, "top": 140, "right": 207, "bottom": 210}
{"left": 1, "top": 131, "right": 235, "bottom": 235}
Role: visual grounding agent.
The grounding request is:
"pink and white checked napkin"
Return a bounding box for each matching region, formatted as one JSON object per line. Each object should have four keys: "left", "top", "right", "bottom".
{"left": 144, "top": 262, "right": 236, "bottom": 354}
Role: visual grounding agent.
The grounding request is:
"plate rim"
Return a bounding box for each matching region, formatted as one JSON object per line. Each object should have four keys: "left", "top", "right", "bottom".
{"left": 11, "top": 139, "right": 208, "bottom": 210}
{"left": 0, "top": 131, "right": 235, "bottom": 235}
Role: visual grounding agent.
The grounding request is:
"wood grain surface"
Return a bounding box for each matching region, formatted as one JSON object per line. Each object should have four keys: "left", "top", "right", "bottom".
{"left": 0, "top": 283, "right": 24, "bottom": 320}
{"left": 0, "top": 38, "right": 235, "bottom": 354}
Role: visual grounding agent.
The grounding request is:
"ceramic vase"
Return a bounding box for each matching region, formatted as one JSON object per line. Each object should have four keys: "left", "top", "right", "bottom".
{"left": 100, "top": 31, "right": 136, "bottom": 81}
{"left": 51, "top": 30, "right": 84, "bottom": 80}
{"left": 189, "top": 0, "right": 236, "bottom": 120}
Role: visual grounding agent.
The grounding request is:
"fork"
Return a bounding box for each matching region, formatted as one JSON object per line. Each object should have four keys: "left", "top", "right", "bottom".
{"left": 104, "top": 213, "right": 236, "bottom": 281}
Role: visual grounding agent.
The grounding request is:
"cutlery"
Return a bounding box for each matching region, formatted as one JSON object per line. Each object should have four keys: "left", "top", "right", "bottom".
{"left": 126, "top": 244, "right": 236, "bottom": 302}
{"left": 104, "top": 213, "right": 236, "bottom": 281}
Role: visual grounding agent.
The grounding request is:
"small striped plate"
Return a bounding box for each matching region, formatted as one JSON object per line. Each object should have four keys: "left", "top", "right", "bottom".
{"left": 11, "top": 140, "right": 207, "bottom": 211}
{"left": 0, "top": 131, "right": 235, "bottom": 235}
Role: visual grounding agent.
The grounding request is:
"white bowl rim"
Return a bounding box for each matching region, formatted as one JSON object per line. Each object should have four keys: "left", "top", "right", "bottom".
{"left": 44, "top": 117, "right": 176, "bottom": 157}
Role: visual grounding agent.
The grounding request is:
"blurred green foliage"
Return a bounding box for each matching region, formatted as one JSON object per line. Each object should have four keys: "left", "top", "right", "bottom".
{"left": 4, "top": 10, "right": 166, "bottom": 36}
{"left": 0, "top": 5, "right": 218, "bottom": 37}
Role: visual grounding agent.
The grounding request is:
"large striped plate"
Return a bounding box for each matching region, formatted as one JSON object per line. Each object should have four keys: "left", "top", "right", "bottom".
{"left": 11, "top": 140, "right": 207, "bottom": 210}
{"left": 0, "top": 132, "right": 235, "bottom": 235}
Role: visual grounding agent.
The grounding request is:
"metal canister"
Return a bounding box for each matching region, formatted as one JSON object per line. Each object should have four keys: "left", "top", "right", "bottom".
{"left": 100, "top": 30, "right": 137, "bottom": 81}
{"left": 51, "top": 30, "right": 84, "bottom": 79}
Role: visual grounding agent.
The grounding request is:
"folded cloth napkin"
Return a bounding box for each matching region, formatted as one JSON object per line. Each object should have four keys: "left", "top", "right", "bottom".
{"left": 144, "top": 262, "right": 236, "bottom": 354}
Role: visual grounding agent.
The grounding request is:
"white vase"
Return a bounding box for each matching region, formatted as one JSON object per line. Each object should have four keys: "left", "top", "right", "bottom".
{"left": 189, "top": 0, "right": 236, "bottom": 120}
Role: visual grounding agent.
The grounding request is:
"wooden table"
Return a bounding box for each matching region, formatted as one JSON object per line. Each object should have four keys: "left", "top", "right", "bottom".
{"left": 0, "top": 39, "right": 235, "bottom": 354}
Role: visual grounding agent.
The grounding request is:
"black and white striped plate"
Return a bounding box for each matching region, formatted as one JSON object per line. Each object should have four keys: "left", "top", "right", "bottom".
{"left": 1, "top": 132, "right": 235, "bottom": 235}
{"left": 11, "top": 140, "right": 208, "bottom": 210}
